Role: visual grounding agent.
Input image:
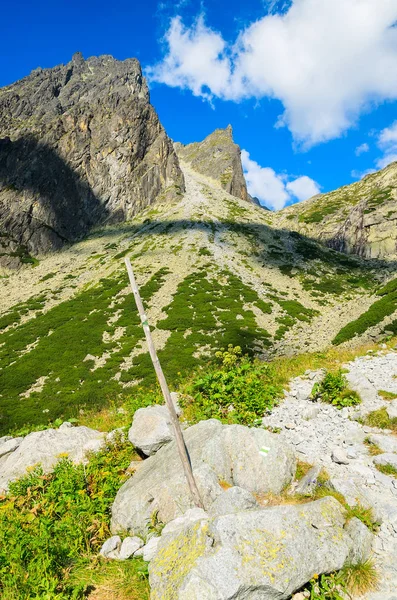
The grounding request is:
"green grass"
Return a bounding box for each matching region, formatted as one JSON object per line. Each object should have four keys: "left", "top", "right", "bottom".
{"left": 0, "top": 269, "right": 169, "bottom": 434}
{"left": 378, "top": 389, "right": 397, "bottom": 400}
{"left": 376, "top": 463, "right": 397, "bottom": 477}
{"left": 311, "top": 370, "right": 361, "bottom": 408}
{"left": 333, "top": 283, "right": 397, "bottom": 345}
{"left": 0, "top": 437, "right": 150, "bottom": 599}
{"left": 361, "top": 407, "right": 397, "bottom": 431}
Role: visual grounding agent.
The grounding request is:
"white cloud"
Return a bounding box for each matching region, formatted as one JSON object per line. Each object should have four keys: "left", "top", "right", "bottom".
{"left": 286, "top": 176, "right": 320, "bottom": 201}
{"left": 148, "top": 1, "right": 397, "bottom": 146}
{"left": 355, "top": 143, "right": 370, "bottom": 156}
{"left": 241, "top": 149, "right": 319, "bottom": 210}
{"left": 376, "top": 121, "right": 397, "bottom": 168}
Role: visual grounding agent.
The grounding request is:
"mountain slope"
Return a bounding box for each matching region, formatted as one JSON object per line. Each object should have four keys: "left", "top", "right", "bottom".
{"left": 275, "top": 161, "right": 397, "bottom": 260}
{"left": 1, "top": 159, "right": 393, "bottom": 433}
{"left": 0, "top": 53, "right": 183, "bottom": 269}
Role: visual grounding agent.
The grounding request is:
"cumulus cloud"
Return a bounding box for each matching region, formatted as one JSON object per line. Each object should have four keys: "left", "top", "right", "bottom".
{"left": 376, "top": 121, "right": 397, "bottom": 168}
{"left": 355, "top": 143, "right": 370, "bottom": 156}
{"left": 148, "top": 1, "right": 397, "bottom": 146}
{"left": 241, "top": 150, "right": 320, "bottom": 210}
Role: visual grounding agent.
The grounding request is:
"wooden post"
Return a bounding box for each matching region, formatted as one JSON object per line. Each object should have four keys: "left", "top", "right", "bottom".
{"left": 124, "top": 257, "right": 203, "bottom": 509}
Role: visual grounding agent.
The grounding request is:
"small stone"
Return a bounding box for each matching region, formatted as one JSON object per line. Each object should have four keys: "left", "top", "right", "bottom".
{"left": 285, "top": 422, "right": 296, "bottom": 430}
{"left": 59, "top": 422, "right": 73, "bottom": 430}
{"left": 100, "top": 535, "right": 121, "bottom": 558}
{"left": 134, "top": 536, "right": 160, "bottom": 562}
{"left": 331, "top": 447, "right": 349, "bottom": 465}
{"left": 118, "top": 536, "right": 144, "bottom": 560}
{"left": 386, "top": 400, "right": 397, "bottom": 420}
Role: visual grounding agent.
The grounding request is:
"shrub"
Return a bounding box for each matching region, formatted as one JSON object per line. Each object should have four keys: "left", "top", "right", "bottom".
{"left": 311, "top": 370, "right": 361, "bottom": 409}
{"left": 0, "top": 438, "right": 149, "bottom": 599}
{"left": 182, "top": 345, "right": 281, "bottom": 425}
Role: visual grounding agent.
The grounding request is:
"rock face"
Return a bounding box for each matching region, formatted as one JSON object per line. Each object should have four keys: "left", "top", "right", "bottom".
{"left": 276, "top": 161, "right": 397, "bottom": 260}
{"left": 111, "top": 419, "right": 296, "bottom": 536}
{"left": 175, "top": 125, "right": 249, "bottom": 202}
{"left": 149, "top": 497, "right": 373, "bottom": 599}
{"left": 0, "top": 52, "right": 184, "bottom": 266}
{"left": 0, "top": 422, "right": 104, "bottom": 492}
{"left": 127, "top": 399, "right": 181, "bottom": 456}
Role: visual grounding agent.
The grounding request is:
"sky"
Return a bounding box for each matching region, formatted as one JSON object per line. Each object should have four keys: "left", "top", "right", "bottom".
{"left": 1, "top": 0, "right": 397, "bottom": 210}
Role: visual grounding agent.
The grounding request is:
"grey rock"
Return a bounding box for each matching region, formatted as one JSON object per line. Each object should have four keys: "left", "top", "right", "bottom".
{"left": 175, "top": 125, "right": 248, "bottom": 203}
{"left": 331, "top": 447, "right": 349, "bottom": 465}
{"left": 209, "top": 486, "right": 258, "bottom": 516}
{"left": 134, "top": 536, "right": 161, "bottom": 562}
{"left": 0, "top": 53, "right": 184, "bottom": 267}
{"left": 111, "top": 419, "right": 296, "bottom": 536}
{"left": 295, "top": 465, "right": 322, "bottom": 496}
{"left": 374, "top": 453, "right": 397, "bottom": 470}
{"left": 118, "top": 536, "right": 144, "bottom": 560}
{"left": 100, "top": 535, "right": 121, "bottom": 558}
{"left": 368, "top": 433, "right": 397, "bottom": 453}
{"left": 0, "top": 425, "right": 104, "bottom": 492}
{"left": 128, "top": 404, "right": 177, "bottom": 456}
{"left": 161, "top": 508, "right": 209, "bottom": 537}
{"left": 149, "top": 497, "right": 372, "bottom": 599}
{"left": 386, "top": 400, "right": 397, "bottom": 420}
{"left": 0, "top": 437, "right": 23, "bottom": 459}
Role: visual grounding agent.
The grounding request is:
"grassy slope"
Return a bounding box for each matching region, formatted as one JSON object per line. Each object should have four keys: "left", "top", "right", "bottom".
{"left": 0, "top": 164, "right": 394, "bottom": 434}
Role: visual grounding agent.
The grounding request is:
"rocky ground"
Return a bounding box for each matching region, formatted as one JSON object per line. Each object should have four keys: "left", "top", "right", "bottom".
{"left": 263, "top": 349, "right": 397, "bottom": 599}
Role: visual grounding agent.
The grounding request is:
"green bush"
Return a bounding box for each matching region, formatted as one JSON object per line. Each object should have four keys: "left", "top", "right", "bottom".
{"left": 0, "top": 437, "right": 148, "bottom": 599}
{"left": 183, "top": 345, "right": 281, "bottom": 425}
{"left": 311, "top": 370, "right": 361, "bottom": 409}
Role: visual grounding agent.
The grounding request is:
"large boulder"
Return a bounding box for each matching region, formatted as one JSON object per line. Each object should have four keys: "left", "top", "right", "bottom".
{"left": 111, "top": 419, "right": 296, "bottom": 536}
{"left": 149, "top": 497, "right": 373, "bottom": 600}
{"left": 0, "top": 422, "right": 104, "bottom": 492}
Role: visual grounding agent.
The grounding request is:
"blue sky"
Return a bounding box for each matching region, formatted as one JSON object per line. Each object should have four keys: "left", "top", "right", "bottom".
{"left": 1, "top": 0, "right": 397, "bottom": 209}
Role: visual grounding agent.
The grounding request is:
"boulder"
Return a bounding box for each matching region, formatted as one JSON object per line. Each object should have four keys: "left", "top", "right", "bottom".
{"left": 128, "top": 403, "right": 179, "bottom": 456}
{"left": 149, "top": 497, "right": 373, "bottom": 599}
{"left": 111, "top": 419, "right": 296, "bottom": 536}
{"left": 0, "top": 437, "right": 23, "bottom": 459}
{"left": 209, "top": 486, "right": 258, "bottom": 516}
{"left": 0, "top": 425, "right": 105, "bottom": 492}
{"left": 331, "top": 447, "right": 349, "bottom": 465}
{"left": 134, "top": 536, "right": 161, "bottom": 562}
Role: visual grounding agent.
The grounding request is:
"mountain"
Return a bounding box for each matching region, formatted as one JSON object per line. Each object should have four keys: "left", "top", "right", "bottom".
{"left": 275, "top": 161, "right": 397, "bottom": 260}
{"left": 0, "top": 53, "right": 183, "bottom": 269}
{"left": 174, "top": 125, "right": 249, "bottom": 202}
{"left": 1, "top": 154, "right": 395, "bottom": 433}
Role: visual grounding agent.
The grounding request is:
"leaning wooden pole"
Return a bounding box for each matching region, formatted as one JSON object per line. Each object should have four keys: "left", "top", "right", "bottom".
{"left": 124, "top": 257, "right": 203, "bottom": 509}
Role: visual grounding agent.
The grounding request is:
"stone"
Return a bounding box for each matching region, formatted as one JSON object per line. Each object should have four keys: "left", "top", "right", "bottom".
{"left": 134, "top": 536, "right": 161, "bottom": 562}
{"left": 100, "top": 535, "right": 121, "bottom": 558}
{"left": 128, "top": 403, "right": 179, "bottom": 456}
{"left": 149, "top": 497, "right": 373, "bottom": 599}
{"left": 111, "top": 419, "right": 296, "bottom": 536}
{"left": 0, "top": 53, "right": 184, "bottom": 267}
{"left": 295, "top": 465, "right": 322, "bottom": 496}
{"left": 368, "top": 433, "right": 397, "bottom": 453}
{"left": 0, "top": 425, "right": 105, "bottom": 493}
{"left": 118, "top": 536, "right": 144, "bottom": 560}
{"left": 331, "top": 447, "right": 349, "bottom": 465}
{"left": 209, "top": 486, "right": 258, "bottom": 516}
{"left": 374, "top": 453, "right": 397, "bottom": 470}
{"left": 386, "top": 400, "right": 397, "bottom": 420}
{"left": 161, "top": 508, "right": 209, "bottom": 537}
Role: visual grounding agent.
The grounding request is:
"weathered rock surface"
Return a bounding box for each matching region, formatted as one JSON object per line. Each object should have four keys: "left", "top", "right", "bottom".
{"left": 0, "top": 52, "right": 184, "bottom": 266}
{"left": 209, "top": 486, "right": 258, "bottom": 516}
{"left": 0, "top": 423, "right": 104, "bottom": 492}
{"left": 149, "top": 497, "right": 372, "bottom": 600}
{"left": 127, "top": 397, "right": 181, "bottom": 456}
{"left": 374, "top": 453, "right": 397, "bottom": 470}
{"left": 111, "top": 419, "right": 296, "bottom": 536}
{"left": 175, "top": 126, "right": 248, "bottom": 202}
{"left": 276, "top": 161, "right": 397, "bottom": 260}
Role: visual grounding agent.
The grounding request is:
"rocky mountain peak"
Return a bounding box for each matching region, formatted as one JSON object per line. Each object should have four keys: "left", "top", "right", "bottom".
{"left": 174, "top": 125, "right": 249, "bottom": 202}
{"left": 0, "top": 53, "right": 184, "bottom": 267}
